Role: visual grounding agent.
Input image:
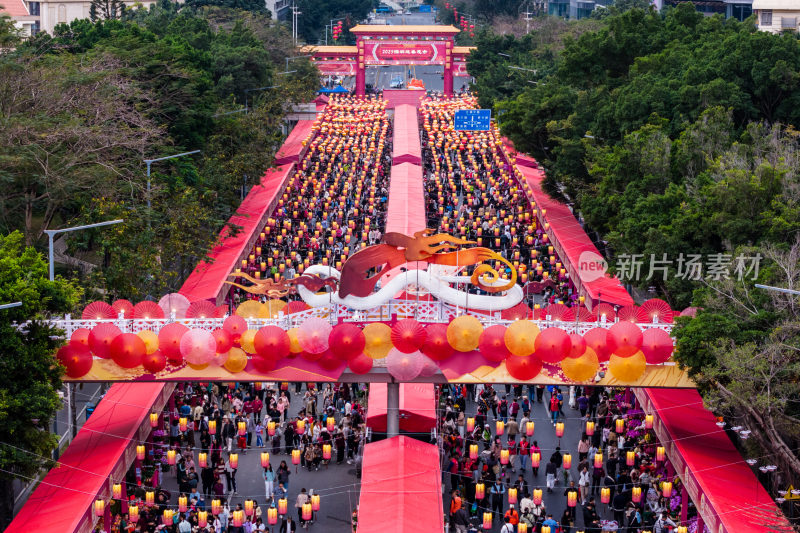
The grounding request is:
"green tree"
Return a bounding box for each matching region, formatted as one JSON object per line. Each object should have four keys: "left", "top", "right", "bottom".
{"left": 0, "top": 231, "right": 80, "bottom": 529}
{"left": 89, "top": 0, "right": 127, "bottom": 22}
{"left": 0, "top": 11, "right": 20, "bottom": 49}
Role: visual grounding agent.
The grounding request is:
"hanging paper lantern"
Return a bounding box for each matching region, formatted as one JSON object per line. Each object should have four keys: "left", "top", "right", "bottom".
{"left": 137, "top": 445, "right": 146, "bottom": 461}
{"left": 129, "top": 505, "right": 139, "bottom": 523}
{"left": 149, "top": 413, "right": 159, "bottom": 428}
{"left": 478, "top": 324, "right": 510, "bottom": 362}
{"left": 662, "top": 481, "right": 672, "bottom": 498}
{"left": 158, "top": 322, "right": 188, "bottom": 361}
{"left": 329, "top": 323, "right": 366, "bottom": 360}
{"left": 505, "top": 354, "right": 542, "bottom": 381}
{"left": 292, "top": 449, "right": 301, "bottom": 465}
{"left": 496, "top": 420, "right": 504, "bottom": 435}
{"left": 469, "top": 444, "right": 478, "bottom": 460}
{"left": 504, "top": 320, "right": 539, "bottom": 356}
{"left": 563, "top": 453, "right": 572, "bottom": 469}
{"left": 421, "top": 323, "right": 455, "bottom": 361}
{"left": 594, "top": 452, "right": 603, "bottom": 468}
{"left": 57, "top": 345, "right": 93, "bottom": 378}
{"left": 534, "top": 327, "right": 571, "bottom": 363}
{"left": 298, "top": 317, "right": 332, "bottom": 354}
{"left": 112, "top": 483, "right": 122, "bottom": 499}
{"left": 482, "top": 512, "right": 492, "bottom": 530}
{"left": 245, "top": 499, "right": 255, "bottom": 516}
{"left": 386, "top": 348, "right": 424, "bottom": 381}
{"left": 447, "top": 315, "right": 483, "bottom": 352}
{"left": 229, "top": 453, "right": 239, "bottom": 468}
{"left": 239, "top": 329, "right": 258, "bottom": 354}
{"left": 158, "top": 293, "right": 190, "bottom": 318}
{"left": 525, "top": 421, "right": 535, "bottom": 436}
{"left": 391, "top": 318, "right": 427, "bottom": 353}
{"left": 178, "top": 495, "right": 188, "bottom": 512}
{"left": 267, "top": 507, "right": 278, "bottom": 525}
{"left": 232, "top": 510, "right": 244, "bottom": 527}
{"left": 632, "top": 486, "right": 642, "bottom": 502}
{"left": 508, "top": 487, "right": 517, "bottom": 504}
{"left": 640, "top": 328, "right": 674, "bottom": 364}
{"left": 223, "top": 347, "right": 248, "bottom": 373}
{"left": 561, "top": 347, "right": 599, "bottom": 382}
{"left": 254, "top": 326, "right": 291, "bottom": 360}
{"left": 323, "top": 444, "right": 332, "bottom": 460}
{"left": 533, "top": 488, "right": 542, "bottom": 505}
{"left": 267, "top": 421, "right": 276, "bottom": 436}
{"left": 607, "top": 321, "right": 643, "bottom": 357}
{"left": 208, "top": 420, "right": 217, "bottom": 435}
{"left": 223, "top": 315, "right": 247, "bottom": 343}
{"left": 82, "top": 301, "right": 115, "bottom": 320}
{"left": 146, "top": 491, "right": 155, "bottom": 507}
{"left": 180, "top": 329, "right": 216, "bottom": 365}
{"left": 142, "top": 350, "right": 166, "bottom": 373}
{"left": 88, "top": 323, "right": 122, "bottom": 359}
{"left": 601, "top": 487, "right": 611, "bottom": 504}
{"left": 616, "top": 418, "right": 626, "bottom": 433}
{"left": 567, "top": 490, "right": 578, "bottom": 507}
{"left": 586, "top": 421, "right": 595, "bottom": 436}
{"left": 109, "top": 333, "right": 146, "bottom": 368}
{"left": 198, "top": 452, "right": 208, "bottom": 468}
{"left": 608, "top": 352, "right": 647, "bottom": 382}
{"left": 212, "top": 328, "right": 233, "bottom": 354}
{"left": 163, "top": 509, "right": 174, "bottom": 525}
{"left": 179, "top": 417, "right": 188, "bottom": 432}
{"left": 133, "top": 301, "right": 164, "bottom": 320}
{"left": 197, "top": 511, "right": 208, "bottom": 528}
{"left": 475, "top": 482, "right": 485, "bottom": 500}
{"left": 69, "top": 328, "right": 92, "bottom": 354}
{"left": 326, "top": 417, "right": 336, "bottom": 432}
{"left": 94, "top": 499, "right": 105, "bottom": 517}
{"left": 302, "top": 503, "right": 312, "bottom": 521}
{"left": 518, "top": 524, "right": 528, "bottom": 533}
{"left": 583, "top": 328, "right": 610, "bottom": 362}
{"left": 568, "top": 333, "right": 587, "bottom": 358}
{"left": 555, "top": 422, "right": 564, "bottom": 437}
{"left": 627, "top": 451, "right": 636, "bottom": 466}
{"left": 348, "top": 352, "right": 374, "bottom": 374}
{"left": 363, "top": 322, "right": 393, "bottom": 359}
{"left": 136, "top": 329, "right": 159, "bottom": 355}
{"left": 278, "top": 498, "right": 288, "bottom": 515}
{"left": 167, "top": 449, "right": 176, "bottom": 465}
{"left": 645, "top": 414, "right": 654, "bottom": 429}
{"left": 466, "top": 417, "right": 475, "bottom": 432}
{"left": 656, "top": 446, "right": 665, "bottom": 462}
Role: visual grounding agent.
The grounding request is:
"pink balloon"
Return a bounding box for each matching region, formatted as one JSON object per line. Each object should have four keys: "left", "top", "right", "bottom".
{"left": 298, "top": 317, "right": 332, "bottom": 354}
{"left": 180, "top": 329, "right": 216, "bottom": 365}
{"left": 386, "top": 348, "right": 423, "bottom": 381}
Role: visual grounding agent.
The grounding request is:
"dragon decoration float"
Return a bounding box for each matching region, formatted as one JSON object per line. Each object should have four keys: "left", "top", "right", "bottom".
{"left": 226, "top": 230, "right": 538, "bottom": 311}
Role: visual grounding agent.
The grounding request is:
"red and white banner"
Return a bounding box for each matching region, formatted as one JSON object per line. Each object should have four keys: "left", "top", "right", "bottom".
{"left": 314, "top": 61, "right": 357, "bottom": 76}
{"left": 454, "top": 63, "right": 470, "bottom": 77}
{"left": 363, "top": 41, "right": 448, "bottom": 65}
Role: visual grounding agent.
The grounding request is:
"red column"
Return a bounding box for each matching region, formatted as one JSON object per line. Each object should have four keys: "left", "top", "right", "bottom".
{"left": 680, "top": 486, "right": 688, "bottom": 522}
{"left": 356, "top": 41, "right": 366, "bottom": 96}
{"left": 444, "top": 41, "right": 454, "bottom": 96}
{"left": 696, "top": 515, "right": 704, "bottom": 533}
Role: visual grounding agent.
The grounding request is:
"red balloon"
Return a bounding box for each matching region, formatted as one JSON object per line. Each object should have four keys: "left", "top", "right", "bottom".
{"left": 158, "top": 322, "right": 188, "bottom": 362}
{"left": 300, "top": 350, "right": 324, "bottom": 362}
{"left": 607, "top": 321, "right": 643, "bottom": 358}
{"left": 348, "top": 352, "right": 373, "bottom": 374}
{"left": 641, "top": 328, "right": 674, "bottom": 364}
{"left": 329, "top": 323, "right": 366, "bottom": 360}
{"left": 254, "top": 326, "right": 291, "bottom": 360}
{"left": 506, "top": 355, "right": 543, "bottom": 381}
{"left": 109, "top": 333, "right": 146, "bottom": 368}
{"left": 223, "top": 315, "right": 247, "bottom": 343}
{"left": 57, "top": 344, "right": 93, "bottom": 378}
{"left": 584, "top": 328, "right": 610, "bottom": 362}
{"left": 421, "top": 323, "right": 455, "bottom": 361}
{"left": 318, "top": 350, "right": 344, "bottom": 371}
{"left": 70, "top": 328, "right": 92, "bottom": 355}
{"left": 142, "top": 350, "right": 167, "bottom": 373}
{"left": 252, "top": 354, "right": 277, "bottom": 374}
{"left": 88, "top": 323, "right": 121, "bottom": 359}
{"left": 479, "top": 325, "right": 510, "bottom": 363}
{"left": 212, "top": 328, "right": 233, "bottom": 354}
{"left": 391, "top": 319, "right": 427, "bottom": 353}
{"left": 534, "top": 328, "right": 571, "bottom": 363}
{"left": 568, "top": 333, "right": 587, "bottom": 359}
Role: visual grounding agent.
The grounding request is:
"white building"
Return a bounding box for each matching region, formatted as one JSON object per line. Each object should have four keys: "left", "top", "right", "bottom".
{"left": 0, "top": 0, "right": 38, "bottom": 36}
{"left": 753, "top": 0, "right": 800, "bottom": 33}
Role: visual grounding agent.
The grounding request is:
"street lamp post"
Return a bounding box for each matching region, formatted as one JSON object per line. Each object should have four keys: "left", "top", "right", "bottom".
{"left": 44, "top": 220, "right": 124, "bottom": 281}
{"left": 0, "top": 302, "right": 22, "bottom": 310}
{"left": 143, "top": 150, "right": 202, "bottom": 210}
{"left": 755, "top": 284, "right": 800, "bottom": 296}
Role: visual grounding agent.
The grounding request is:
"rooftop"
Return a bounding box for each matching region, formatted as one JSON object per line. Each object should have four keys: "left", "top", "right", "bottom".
{"left": 0, "top": 0, "right": 30, "bottom": 17}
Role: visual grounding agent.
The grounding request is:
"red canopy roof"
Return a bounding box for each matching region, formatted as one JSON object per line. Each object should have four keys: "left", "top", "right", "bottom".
{"left": 366, "top": 383, "right": 437, "bottom": 433}
{"left": 6, "top": 383, "right": 173, "bottom": 533}
{"left": 385, "top": 162, "right": 426, "bottom": 237}
{"left": 637, "top": 389, "right": 792, "bottom": 533}
{"left": 275, "top": 119, "right": 315, "bottom": 165}
{"left": 515, "top": 164, "right": 633, "bottom": 308}
{"left": 180, "top": 163, "right": 294, "bottom": 303}
{"left": 392, "top": 104, "right": 422, "bottom": 166}
{"left": 357, "top": 436, "right": 444, "bottom": 532}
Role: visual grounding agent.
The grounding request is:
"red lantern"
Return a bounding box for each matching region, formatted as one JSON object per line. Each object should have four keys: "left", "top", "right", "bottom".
{"left": 508, "top": 487, "right": 518, "bottom": 504}
{"left": 475, "top": 483, "right": 485, "bottom": 500}
{"left": 567, "top": 490, "right": 578, "bottom": 507}
{"left": 632, "top": 487, "right": 642, "bottom": 503}
{"left": 526, "top": 421, "right": 535, "bottom": 436}
{"left": 292, "top": 449, "right": 301, "bottom": 465}
{"left": 267, "top": 508, "right": 278, "bottom": 525}
{"left": 601, "top": 487, "right": 611, "bottom": 504}
{"left": 198, "top": 511, "right": 208, "bottom": 528}
{"left": 555, "top": 422, "right": 564, "bottom": 437}
{"left": 626, "top": 451, "right": 635, "bottom": 466}
{"left": 562, "top": 453, "right": 572, "bottom": 469}
{"left": 179, "top": 495, "right": 188, "bottom": 513}
{"left": 212, "top": 499, "right": 222, "bottom": 515}
{"left": 586, "top": 421, "right": 595, "bottom": 435}
{"left": 137, "top": 445, "right": 146, "bottom": 461}
{"left": 323, "top": 444, "right": 331, "bottom": 460}
{"left": 199, "top": 452, "right": 208, "bottom": 468}
{"left": 261, "top": 452, "right": 270, "bottom": 468}
{"left": 645, "top": 414, "right": 654, "bottom": 429}
{"left": 112, "top": 483, "right": 122, "bottom": 499}
{"left": 594, "top": 452, "right": 603, "bottom": 468}
{"left": 209, "top": 420, "right": 216, "bottom": 435}
{"left": 302, "top": 503, "right": 312, "bottom": 521}
{"left": 496, "top": 420, "right": 504, "bottom": 435}
{"left": 278, "top": 498, "right": 288, "bottom": 515}
{"left": 469, "top": 444, "right": 478, "bottom": 460}
{"left": 94, "top": 499, "right": 105, "bottom": 517}
{"left": 533, "top": 488, "right": 542, "bottom": 505}
{"left": 230, "top": 453, "right": 239, "bottom": 469}
{"left": 656, "top": 446, "right": 665, "bottom": 462}
{"left": 531, "top": 452, "right": 541, "bottom": 468}
{"left": 500, "top": 449, "right": 509, "bottom": 464}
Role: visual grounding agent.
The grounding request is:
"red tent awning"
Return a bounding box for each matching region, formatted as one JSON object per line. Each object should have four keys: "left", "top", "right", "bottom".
{"left": 6, "top": 383, "right": 173, "bottom": 533}
{"left": 180, "top": 163, "right": 295, "bottom": 304}
{"left": 385, "top": 163, "right": 426, "bottom": 237}
{"left": 637, "top": 389, "right": 793, "bottom": 533}
{"left": 275, "top": 119, "right": 315, "bottom": 165}
{"left": 357, "top": 436, "right": 444, "bottom": 532}
{"left": 366, "top": 383, "right": 437, "bottom": 434}
{"left": 392, "top": 104, "right": 422, "bottom": 166}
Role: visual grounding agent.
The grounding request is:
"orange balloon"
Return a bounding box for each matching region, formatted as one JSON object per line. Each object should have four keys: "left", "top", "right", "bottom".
{"left": 240, "top": 330, "right": 258, "bottom": 354}
{"left": 224, "top": 347, "right": 248, "bottom": 373}
{"left": 137, "top": 329, "right": 159, "bottom": 355}
{"left": 447, "top": 315, "right": 483, "bottom": 352}
{"left": 561, "top": 347, "right": 600, "bottom": 382}
{"left": 504, "top": 320, "right": 540, "bottom": 356}
{"left": 608, "top": 351, "right": 647, "bottom": 382}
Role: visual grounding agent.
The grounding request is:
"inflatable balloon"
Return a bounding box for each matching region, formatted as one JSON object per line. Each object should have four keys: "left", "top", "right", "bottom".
{"left": 158, "top": 322, "right": 188, "bottom": 361}
{"left": 391, "top": 319, "right": 427, "bottom": 354}
{"left": 223, "top": 347, "right": 248, "bottom": 373}
{"left": 386, "top": 348, "right": 423, "bottom": 381}
{"left": 297, "top": 317, "right": 332, "bottom": 354}
{"left": 329, "top": 323, "right": 366, "bottom": 360}
{"left": 534, "top": 328, "right": 571, "bottom": 363}
{"left": 561, "top": 347, "right": 599, "bottom": 382}
{"left": 252, "top": 354, "right": 277, "bottom": 374}
{"left": 640, "top": 328, "right": 674, "bottom": 364}
{"left": 212, "top": 328, "right": 233, "bottom": 354}
{"left": 505, "top": 355, "right": 543, "bottom": 381}
{"left": 180, "top": 329, "right": 216, "bottom": 365}
{"left": 254, "top": 326, "right": 291, "bottom": 360}
{"left": 136, "top": 329, "right": 159, "bottom": 355}
{"left": 421, "top": 323, "right": 455, "bottom": 361}
{"left": 447, "top": 315, "right": 483, "bottom": 352}
{"left": 240, "top": 329, "right": 258, "bottom": 354}
{"left": 363, "top": 323, "right": 393, "bottom": 359}
{"left": 608, "top": 351, "right": 647, "bottom": 382}
{"left": 88, "top": 323, "right": 122, "bottom": 359}
{"left": 69, "top": 328, "right": 92, "bottom": 354}
{"left": 348, "top": 352, "right": 373, "bottom": 374}
{"left": 568, "top": 333, "right": 587, "bottom": 358}
{"left": 109, "top": 333, "right": 146, "bottom": 369}
{"left": 223, "top": 315, "right": 247, "bottom": 343}
{"left": 57, "top": 344, "right": 93, "bottom": 378}
{"left": 504, "top": 320, "right": 539, "bottom": 356}
{"left": 607, "top": 321, "right": 643, "bottom": 358}
{"left": 287, "top": 328, "right": 303, "bottom": 354}
{"left": 583, "top": 328, "right": 610, "bottom": 362}
{"left": 479, "top": 325, "right": 510, "bottom": 363}
{"left": 142, "top": 350, "right": 167, "bottom": 374}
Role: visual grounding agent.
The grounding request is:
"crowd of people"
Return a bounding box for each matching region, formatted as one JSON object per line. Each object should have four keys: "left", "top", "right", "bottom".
{"left": 420, "top": 95, "right": 577, "bottom": 308}
{"left": 97, "top": 382, "right": 368, "bottom": 533}
{"left": 438, "top": 384, "right": 692, "bottom": 532}
{"left": 227, "top": 94, "right": 392, "bottom": 308}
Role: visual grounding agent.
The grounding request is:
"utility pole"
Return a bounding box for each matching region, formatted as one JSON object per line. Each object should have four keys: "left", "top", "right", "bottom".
{"left": 291, "top": 4, "right": 302, "bottom": 44}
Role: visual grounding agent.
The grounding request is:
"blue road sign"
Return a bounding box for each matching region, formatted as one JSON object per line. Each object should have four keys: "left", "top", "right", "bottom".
{"left": 454, "top": 109, "right": 491, "bottom": 131}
